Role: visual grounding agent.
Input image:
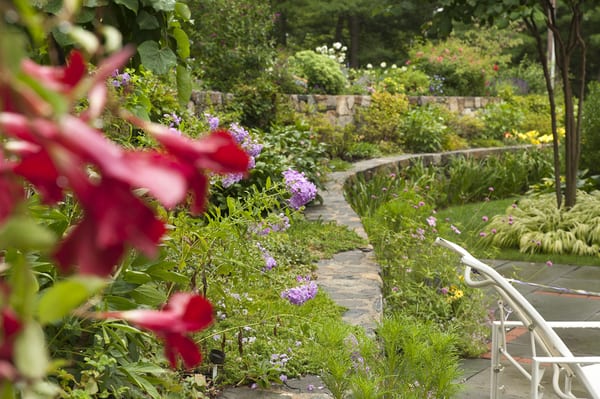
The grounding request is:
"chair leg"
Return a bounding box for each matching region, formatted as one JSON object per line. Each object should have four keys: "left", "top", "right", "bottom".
{"left": 491, "top": 322, "right": 503, "bottom": 399}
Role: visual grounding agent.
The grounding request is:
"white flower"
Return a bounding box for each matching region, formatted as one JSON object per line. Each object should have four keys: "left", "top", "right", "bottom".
{"left": 342, "top": 46, "right": 347, "bottom": 51}
{"left": 391, "top": 64, "right": 397, "bottom": 69}
{"left": 366, "top": 63, "right": 373, "bottom": 69}
{"left": 380, "top": 62, "right": 387, "bottom": 68}
{"left": 333, "top": 42, "right": 342, "bottom": 50}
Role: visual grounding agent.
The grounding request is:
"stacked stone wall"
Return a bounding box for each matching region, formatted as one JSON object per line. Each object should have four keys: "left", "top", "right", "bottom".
{"left": 189, "top": 91, "right": 500, "bottom": 127}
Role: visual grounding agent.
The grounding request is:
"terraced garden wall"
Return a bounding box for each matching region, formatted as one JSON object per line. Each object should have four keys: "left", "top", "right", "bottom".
{"left": 189, "top": 91, "right": 500, "bottom": 127}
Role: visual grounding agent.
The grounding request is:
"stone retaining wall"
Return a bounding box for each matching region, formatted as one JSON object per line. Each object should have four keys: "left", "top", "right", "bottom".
{"left": 189, "top": 90, "right": 500, "bottom": 127}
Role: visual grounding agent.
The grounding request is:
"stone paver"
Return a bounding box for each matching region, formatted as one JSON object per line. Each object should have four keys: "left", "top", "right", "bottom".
{"left": 221, "top": 154, "right": 600, "bottom": 399}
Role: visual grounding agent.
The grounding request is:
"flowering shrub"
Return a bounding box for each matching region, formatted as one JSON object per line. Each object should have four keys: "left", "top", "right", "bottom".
{"left": 315, "top": 42, "right": 348, "bottom": 66}
{"left": 407, "top": 36, "right": 504, "bottom": 96}
{"left": 0, "top": 15, "right": 250, "bottom": 396}
{"left": 282, "top": 169, "right": 318, "bottom": 210}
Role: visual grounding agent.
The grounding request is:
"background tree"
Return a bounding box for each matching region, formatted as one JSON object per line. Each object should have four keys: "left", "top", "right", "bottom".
{"left": 438, "top": 0, "right": 589, "bottom": 208}
{"left": 272, "top": 0, "right": 439, "bottom": 67}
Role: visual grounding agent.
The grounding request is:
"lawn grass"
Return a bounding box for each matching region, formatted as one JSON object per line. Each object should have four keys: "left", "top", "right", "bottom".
{"left": 436, "top": 197, "right": 600, "bottom": 267}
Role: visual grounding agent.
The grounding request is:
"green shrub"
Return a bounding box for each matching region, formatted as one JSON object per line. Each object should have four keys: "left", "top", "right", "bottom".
{"left": 288, "top": 50, "right": 348, "bottom": 94}
{"left": 356, "top": 91, "right": 409, "bottom": 144}
{"left": 228, "top": 76, "right": 280, "bottom": 129}
{"left": 399, "top": 105, "right": 448, "bottom": 153}
{"left": 480, "top": 101, "right": 525, "bottom": 140}
{"left": 581, "top": 81, "right": 600, "bottom": 174}
{"left": 446, "top": 113, "right": 487, "bottom": 141}
{"left": 501, "top": 56, "right": 547, "bottom": 95}
{"left": 374, "top": 66, "right": 431, "bottom": 95}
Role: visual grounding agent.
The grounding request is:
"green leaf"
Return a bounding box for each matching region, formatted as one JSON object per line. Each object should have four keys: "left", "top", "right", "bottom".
{"left": 147, "top": 0, "right": 175, "bottom": 12}
{"left": 137, "top": 10, "right": 160, "bottom": 30}
{"left": 172, "top": 28, "right": 190, "bottom": 59}
{"left": 113, "top": 0, "right": 138, "bottom": 13}
{"left": 176, "top": 65, "right": 192, "bottom": 108}
{"left": 137, "top": 41, "right": 177, "bottom": 75}
{"left": 146, "top": 263, "right": 189, "bottom": 284}
{"left": 0, "top": 216, "right": 56, "bottom": 252}
{"left": 37, "top": 276, "right": 106, "bottom": 325}
{"left": 123, "top": 270, "right": 152, "bottom": 284}
{"left": 120, "top": 367, "right": 161, "bottom": 399}
{"left": 14, "top": 321, "right": 49, "bottom": 380}
{"left": 174, "top": 2, "right": 191, "bottom": 20}
{"left": 130, "top": 284, "right": 167, "bottom": 306}
{"left": 9, "top": 256, "right": 38, "bottom": 319}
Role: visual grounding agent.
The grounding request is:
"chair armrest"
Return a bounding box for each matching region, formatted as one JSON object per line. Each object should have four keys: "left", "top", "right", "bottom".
{"left": 493, "top": 320, "right": 600, "bottom": 329}
{"left": 533, "top": 356, "right": 600, "bottom": 365}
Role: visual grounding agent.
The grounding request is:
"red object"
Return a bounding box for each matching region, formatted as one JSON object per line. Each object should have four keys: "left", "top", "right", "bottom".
{"left": 102, "top": 293, "right": 214, "bottom": 368}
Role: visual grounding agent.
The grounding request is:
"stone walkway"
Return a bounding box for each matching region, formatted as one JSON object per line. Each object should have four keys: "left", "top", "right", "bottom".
{"left": 219, "top": 156, "right": 401, "bottom": 398}
{"left": 220, "top": 153, "right": 600, "bottom": 398}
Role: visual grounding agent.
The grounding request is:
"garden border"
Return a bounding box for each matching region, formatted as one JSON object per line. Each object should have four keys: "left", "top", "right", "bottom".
{"left": 304, "top": 145, "right": 538, "bottom": 336}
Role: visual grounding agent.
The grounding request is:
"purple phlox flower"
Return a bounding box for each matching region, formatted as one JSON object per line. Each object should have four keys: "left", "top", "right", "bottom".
{"left": 281, "top": 279, "right": 318, "bottom": 305}
{"left": 270, "top": 353, "right": 290, "bottom": 367}
{"left": 252, "top": 214, "right": 291, "bottom": 236}
{"left": 546, "top": 260, "right": 553, "bottom": 267}
{"left": 205, "top": 113, "right": 220, "bottom": 131}
{"left": 440, "top": 287, "right": 449, "bottom": 295}
{"left": 221, "top": 172, "right": 244, "bottom": 188}
{"left": 279, "top": 374, "right": 288, "bottom": 383}
{"left": 482, "top": 215, "right": 489, "bottom": 222}
{"left": 256, "top": 242, "right": 277, "bottom": 271}
{"left": 450, "top": 225, "right": 461, "bottom": 234}
{"left": 220, "top": 122, "right": 262, "bottom": 187}
{"left": 488, "top": 186, "right": 495, "bottom": 192}
{"left": 229, "top": 122, "right": 249, "bottom": 143}
{"left": 412, "top": 228, "right": 426, "bottom": 240}
{"left": 164, "top": 112, "right": 182, "bottom": 128}
{"left": 418, "top": 201, "right": 425, "bottom": 207}
{"left": 111, "top": 69, "right": 131, "bottom": 88}
{"left": 479, "top": 231, "right": 487, "bottom": 237}
{"left": 250, "top": 383, "right": 257, "bottom": 389}
{"left": 426, "top": 216, "right": 437, "bottom": 227}
{"left": 491, "top": 228, "right": 497, "bottom": 234}
{"left": 307, "top": 384, "right": 315, "bottom": 391}
{"left": 282, "top": 169, "right": 317, "bottom": 210}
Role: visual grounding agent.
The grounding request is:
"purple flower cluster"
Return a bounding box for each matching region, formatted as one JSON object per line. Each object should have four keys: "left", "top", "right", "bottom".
{"left": 282, "top": 169, "right": 317, "bottom": 210}
{"left": 207, "top": 118, "right": 262, "bottom": 187}
{"left": 164, "top": 112, "right": 183, "bottom": 135}
{"left": 281, "top": 276, "right": 318, "bottom": 305}
{"left": 251, "top": 213, "right": 291, "bottom": 236}
{"left": 205, "top": 113, "right": 220, "bottom": 131}
{"left": 256, "top": 242, "right": 277, "bottom": 271}
{"left": 111, "top": 69, "right": 131, "bottom": 88}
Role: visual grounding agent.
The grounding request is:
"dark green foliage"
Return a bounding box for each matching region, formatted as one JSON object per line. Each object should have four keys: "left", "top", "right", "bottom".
{"left": 188, "top": 0, "right": 276, "bottom": 92}
{"left": 581, "top": 81, "right": 600, "bottom": 174}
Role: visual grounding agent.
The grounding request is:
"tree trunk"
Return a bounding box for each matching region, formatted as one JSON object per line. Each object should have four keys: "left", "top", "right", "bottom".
{"left": 525, "top": 16, "right": 562, "bottom": 209}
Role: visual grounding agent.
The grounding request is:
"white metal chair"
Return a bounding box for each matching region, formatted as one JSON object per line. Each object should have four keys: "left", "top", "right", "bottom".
{"left": 435, "top": 237, "right": 600, "bottom": 399}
